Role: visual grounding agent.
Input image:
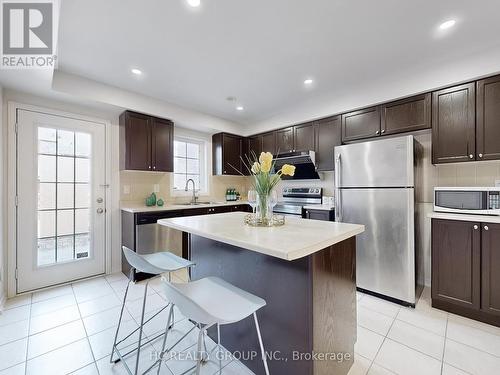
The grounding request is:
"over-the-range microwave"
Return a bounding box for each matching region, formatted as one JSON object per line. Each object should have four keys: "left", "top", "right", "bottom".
{"left": 434, "top": 187, "right": 500, "bottom": 216}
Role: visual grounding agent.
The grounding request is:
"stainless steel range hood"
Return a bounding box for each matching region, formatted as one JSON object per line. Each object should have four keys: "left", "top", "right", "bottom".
{"left": 274, "top": 150, "right": 320, "bottom": 180}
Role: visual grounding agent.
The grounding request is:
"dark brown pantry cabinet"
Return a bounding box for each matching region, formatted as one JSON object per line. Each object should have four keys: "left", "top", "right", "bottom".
{"left": 477, "top": 75, "right": 500, "bottom": 161}
{"left": 431, "top": 219, "right": 500, "bottom": 327}
{"left": 341, "top": 106, "right": 381, "bottom": 142}
{"left": 315, "top": 116, "right": 341, "bottom": 171}
{"left": 119, "top": 110, "right": 174, "bottom": 172}
{"left": 212, "top": 132, "right": 244, "bottom": 175}
{"left": 431, "top": 83, "right": 476, "bottom": 164}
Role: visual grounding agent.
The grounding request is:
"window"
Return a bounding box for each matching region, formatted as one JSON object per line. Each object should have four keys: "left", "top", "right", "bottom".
{"left": 173, "top": 137, "right": 207, "bottom": 193}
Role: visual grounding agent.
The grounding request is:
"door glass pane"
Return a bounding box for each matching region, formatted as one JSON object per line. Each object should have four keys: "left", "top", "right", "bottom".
{"left": 75, "top": 234, "right": 90, "bottom": 259}
{"left": 57, "top": 236, "right": 74, "bottom": 262}
{"left": 75, "top": 158, "right": 90, "bottom": 183}
{"left": 57, "top": 157, "right": 74, "bottom": 182}
{"left": 75, "top": 133, "right": 91, "bottom": 157}
{"left": 36, "top": 126, "right": 95, "bottom": 267}
{"left": 57, "top": 130, "right": 75, "bottom": 156}
{"left": 75, "top": 209, "right": 89, "bottom": 234}
{"left": 75, "top": 184, "right": 90, "bottom": 208}
{"left": 38, "top": 211, "right": 55, "bottom": 238}
{"left": 57, "top": 184, "right": 74, "bottom": 209}
{"left": 38, "top": 155, "right": 56, "bottom": 182}
{"left": 38, "top": 183, "right": 56, "bottom": 210}
{"left": 38, "top": 238, "right": 55, "bottom": 266}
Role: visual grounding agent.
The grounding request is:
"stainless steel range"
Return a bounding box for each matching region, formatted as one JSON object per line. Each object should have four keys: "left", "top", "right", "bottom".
{"left": 274, "top": 187, "right": 323, "bottom": 217}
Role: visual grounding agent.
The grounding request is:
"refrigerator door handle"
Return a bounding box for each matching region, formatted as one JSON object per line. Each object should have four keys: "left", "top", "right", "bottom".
{"left": 335, "top": 154, "right": 342, "bottom": 222}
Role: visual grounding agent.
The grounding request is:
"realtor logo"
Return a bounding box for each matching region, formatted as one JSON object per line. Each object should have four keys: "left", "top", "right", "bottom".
{"left": 1, "top": 1, "right": 57, "bottom": 69}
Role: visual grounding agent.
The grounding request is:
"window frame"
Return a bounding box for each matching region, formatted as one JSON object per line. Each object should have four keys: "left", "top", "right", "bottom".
{"left": 171, "top": 135, "right": 209, "bottom": 196}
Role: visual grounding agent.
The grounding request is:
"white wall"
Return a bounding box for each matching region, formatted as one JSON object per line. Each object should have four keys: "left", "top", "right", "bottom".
{"left": 2, "top": 89, "right": 123, "bottom": 297}
{"left": 0, "top": 85, "right": 4, "bottom": 305}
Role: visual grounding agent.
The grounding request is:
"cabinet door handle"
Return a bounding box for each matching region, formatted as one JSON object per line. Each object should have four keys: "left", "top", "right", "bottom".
{"left": 473, "top": 225, "right": 478, "bottom": 230}
{"left": 153, "top": 166, "right": 156, "bottom": 170}
{"left": 381, "top": 129, "right": 386, "bottom": 134}
{"left": 148, "top": 165, "right": 151, "bottom": 169}
{"left": 469, "top": 154, "right": 474, "bottom": 159}
{"left": 484, "top": 225, "right": 489, "bottom": 231}
{"left": 375, "top": 130, "right": 380, "bottom": 135}
{"left": 478, "top": 153, "right": 483, "bottom": 158}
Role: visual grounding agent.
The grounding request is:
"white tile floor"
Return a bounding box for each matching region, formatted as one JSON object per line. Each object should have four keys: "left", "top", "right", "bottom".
{"left": 2, "top": 275, "right": 500, "bottom": 375}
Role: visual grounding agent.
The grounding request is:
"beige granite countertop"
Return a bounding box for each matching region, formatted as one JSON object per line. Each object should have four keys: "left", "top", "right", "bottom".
{"left": 427, "top": 212, "right": 500, "bottom": 223}
{"left": 121, "top": 201, "right": 249, "bottom": 213}
{"left": 158, "top": 212, "right": 364, "bottom": 261}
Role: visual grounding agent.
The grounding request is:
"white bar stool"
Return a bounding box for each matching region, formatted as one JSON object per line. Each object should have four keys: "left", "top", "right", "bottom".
{"left": 153, "top": 276, "right": 270, "bottom": 375}
{"left": 111, "top": 246, "right": 195, "bottom": 375}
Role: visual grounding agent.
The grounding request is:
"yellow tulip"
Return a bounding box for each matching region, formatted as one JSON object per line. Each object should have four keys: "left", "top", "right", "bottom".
{"left": 251, "top": 162, "right": 261, "bottom": 174}
{"left": 280, "top": 164, "right": 296, "bottom": 176}
{"left": 259, "top": 152, "right": 273, "bottom": 165}
{"left": 261, "top": 159, "right": 272, "bottom": 173}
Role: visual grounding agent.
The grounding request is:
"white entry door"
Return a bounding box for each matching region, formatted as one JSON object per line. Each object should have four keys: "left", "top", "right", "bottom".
{"left": 17, "top": 109, "right": 107, "bottom": 293}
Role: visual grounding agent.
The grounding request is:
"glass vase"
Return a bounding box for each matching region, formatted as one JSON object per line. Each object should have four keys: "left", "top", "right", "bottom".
{"left": 255, "top": 193, "right": 274, "bottom": 226}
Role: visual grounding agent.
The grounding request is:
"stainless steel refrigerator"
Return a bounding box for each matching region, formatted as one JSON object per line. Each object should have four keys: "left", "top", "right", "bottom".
{"left": 334, "top": 135, "right": 422, "bottom": 306}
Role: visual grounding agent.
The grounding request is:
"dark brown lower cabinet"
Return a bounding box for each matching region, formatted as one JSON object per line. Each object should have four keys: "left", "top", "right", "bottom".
{"left": 431, "top": 219, "right": 500, "bottom": 326}
{"left": 302, "top": 208, "right": 335, "bottom": 221}
{"left": 481, "top": 223, "right": 500, "bottom": 316}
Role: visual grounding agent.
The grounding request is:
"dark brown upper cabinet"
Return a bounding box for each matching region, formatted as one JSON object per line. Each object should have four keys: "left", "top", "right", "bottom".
{"left": 381, "top": 93, "right": 431, "bottom": 135}
{"left": 341, "top": 106, "right": 381, "bottom": 142}
{"left": 276, "top": 127, "right": 294, "bottom": 153}
{"left": 293, "top": 122, "right": 316, "bottom": 152}
{"left": 477, "top": 75, "right": 500, "bottom": 161}
{"left": 481, "top": 223, "right": 500, "bottom": 316}
{"left": 432, "top": 219, "right": 481, "bottom": 310}
{"left": 247, "top": 135, "right": 262, "bottom": 159}
{"left": 315, "top": 116, "right": 341, "bottom": 171}
{"left": 432, "top": 83, "right": 476, "bottom": 164}
{"left": 151, "top": 117, "right": 174, "bottom": 172}
{"left": 212, "top": 133, "right": 243, "bottom": 175}
{"left": 261, "top": 132, "right": 276, "bottom": 155}
{"left": 119, "top": 110, "right": 174, "bottom": 172}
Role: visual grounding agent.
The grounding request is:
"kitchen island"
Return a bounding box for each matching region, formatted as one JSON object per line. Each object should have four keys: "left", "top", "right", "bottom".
{"left": 158, "top": 212, "right": 364, "bottom": 375}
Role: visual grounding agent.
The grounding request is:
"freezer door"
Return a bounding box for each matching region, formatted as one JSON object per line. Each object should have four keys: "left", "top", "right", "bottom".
{"left": 334, "top": 135, "right": 414, "bottom": 188}
{"left": 338, "top": 188, "right": 415, "bottom": 304}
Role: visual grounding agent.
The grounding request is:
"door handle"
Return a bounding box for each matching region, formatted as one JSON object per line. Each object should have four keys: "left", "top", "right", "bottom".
{"left": 97, "top": 208, "right": 104, "bottom": 214}
{"left": 484, "top": 225, "right": 489, "bottom": 231}
{"left": 96, "top": 197, "right": 103, "bottom": 203}
{"left": 473, "top": 225, "right": 478, "bottom": 230}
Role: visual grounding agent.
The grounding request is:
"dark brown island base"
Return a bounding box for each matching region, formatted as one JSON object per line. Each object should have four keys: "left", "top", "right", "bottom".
{"left": 158, "top": 212, "right": 364, "bottom": 375}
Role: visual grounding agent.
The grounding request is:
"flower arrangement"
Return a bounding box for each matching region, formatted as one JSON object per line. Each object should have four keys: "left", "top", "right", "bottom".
{"left": 244, "top": 151, "right": 296, "bottom": 225}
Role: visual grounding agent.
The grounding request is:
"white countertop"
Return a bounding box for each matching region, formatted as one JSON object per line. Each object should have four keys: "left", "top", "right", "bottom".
{"left": 303, "top": 204, "right": 335, "bottom": 211}
{"left": 121, "top": 201, "right": 248, "bottom": 213}
{"left": 158, "top": 212, "right": 364, "bottom": 261}
{"left": 427, "top": 212, "right": 500, "bottom": 224}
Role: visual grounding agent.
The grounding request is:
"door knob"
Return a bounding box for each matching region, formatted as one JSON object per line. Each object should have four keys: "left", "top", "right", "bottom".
{"left": 97, "top": 208, "right": 104, "bottom": 214}
{"left": 484, "top": 225, "right": 489, "bottom": 231}
{"left": 96, "top": 197, "right": 103, "bottom": 203}
{"left": 473, "top": 225, "right": 478, "bottom": 230}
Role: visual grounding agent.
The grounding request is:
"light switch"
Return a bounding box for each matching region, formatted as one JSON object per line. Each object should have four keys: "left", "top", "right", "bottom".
{"left": 153, "top": 184, "right": 160, "bottom": 193}
{"left": 123, "top": 185, "right": 130, "bottom": 195}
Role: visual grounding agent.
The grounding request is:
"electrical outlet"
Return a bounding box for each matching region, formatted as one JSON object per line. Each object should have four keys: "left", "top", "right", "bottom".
{"left": 153, "top": 184, "right": 160, "bottom": 193}
{"left": 496, "top": 180, "right": 500, "bottom": 187}
{"left": 123, "top": 185, "right": 130, "bottom": 195}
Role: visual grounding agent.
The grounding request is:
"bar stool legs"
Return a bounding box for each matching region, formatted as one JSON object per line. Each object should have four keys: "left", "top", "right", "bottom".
{"left": 133, "top": 280, "right": 150, "bottom": 375}
{"left": 254, "top": 312, "right": 270, "bottom": 375}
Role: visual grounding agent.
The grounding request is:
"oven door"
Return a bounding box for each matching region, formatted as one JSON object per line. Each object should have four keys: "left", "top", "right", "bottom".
{"left": 434, "top": 190, "right": 489, "bottom": 214}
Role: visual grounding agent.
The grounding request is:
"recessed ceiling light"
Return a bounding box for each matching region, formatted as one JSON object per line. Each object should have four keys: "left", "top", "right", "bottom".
{"left": 187, "top": 0, "right": 201, "bottom": 7}
{"left": 439, "top": 19, "right": 456, "bottom": 30}
{"left": 131, "top": 68, "right": 142, "bottom": 75}
{"left": 304, "top": 79, "right": 313, "bottom": 85}
{"left": 236, "top": 106, "right": 244, "bottom": 111}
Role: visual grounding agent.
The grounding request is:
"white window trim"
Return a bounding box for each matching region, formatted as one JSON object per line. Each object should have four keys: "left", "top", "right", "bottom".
{"left": 170, "top": 135, "right": 210, "bottom": 197}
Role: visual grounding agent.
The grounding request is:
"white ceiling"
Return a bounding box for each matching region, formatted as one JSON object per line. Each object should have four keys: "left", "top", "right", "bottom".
{"left": 3, "top": 0, "right": 500, "bottom": 133}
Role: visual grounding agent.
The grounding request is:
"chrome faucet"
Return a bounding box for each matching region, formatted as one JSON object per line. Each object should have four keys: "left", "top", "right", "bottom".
{"left": 185, "top": 178, "right": 198, "bottom": 204}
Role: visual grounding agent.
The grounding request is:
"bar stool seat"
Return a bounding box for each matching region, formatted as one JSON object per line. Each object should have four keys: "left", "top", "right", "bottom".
{"left": 110, "top": 246, "right": 195, "bottom": 375}
{"left": 156, "top": 276, "right": 270, "bottom": 375}
{"left": 170, "top": 276, "right": 266, "bottom": 325}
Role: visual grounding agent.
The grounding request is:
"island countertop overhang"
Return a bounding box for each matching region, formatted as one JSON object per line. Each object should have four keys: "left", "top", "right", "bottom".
{"left": 157, "top": 212, "right": 364, "bottom": 261}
